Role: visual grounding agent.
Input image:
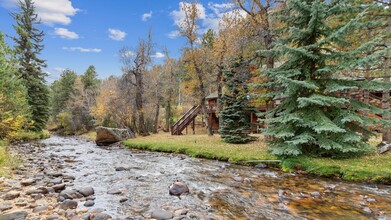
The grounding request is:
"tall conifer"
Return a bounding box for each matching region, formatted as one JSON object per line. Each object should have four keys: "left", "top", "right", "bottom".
{"left": 259, "top": 0, "right": 389, "bottom": 156}
{"left": 220, "top": 60, "right": 257, "bottom": 144}
{"left": 11, "top": 0, "right": 49, "bottom": 131}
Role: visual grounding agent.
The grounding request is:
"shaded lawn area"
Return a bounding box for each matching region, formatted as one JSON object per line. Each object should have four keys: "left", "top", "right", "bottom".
{"left": 122, "top": 132, "right": 391, "bottom": 184}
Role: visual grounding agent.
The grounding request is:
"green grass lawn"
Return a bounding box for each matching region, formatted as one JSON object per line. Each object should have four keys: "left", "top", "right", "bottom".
{"left": 123, "top": 133, "right": 276, "bottom": 162}
{"left": 122, "top": 132, "right": 391, "bottom": 184}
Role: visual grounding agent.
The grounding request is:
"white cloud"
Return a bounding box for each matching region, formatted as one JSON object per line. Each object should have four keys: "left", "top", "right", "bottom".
{"left": 170, "top": 2, "right": 206, "bottom": 27}
{"left": 168, "top": 1, "right": 246, "bottom": 38}
{"left": 1, "top": 0, "right": 79, "bottom": 25}
{"left": 120, "top": 50, "right": 135, "bottom": 58}
{"left": 62, "top": 47, "right": 101, "bottom": 53}
{"left": 108, "top": 28, "right": 127, "bottom": 41}
{"left": 167, "top": 30, "right": 180, "bottom": 39}
{"left": 53, "top": 67, "right": 66, "bottom": 72}
{"left": 53, "top": 28, "right": 79, "bottom": 39}
{"left": 142, "top": 11, "right": 152, "bottom": 21}
{"left": 152, "top": 52, "right": 165, "bottom": 59}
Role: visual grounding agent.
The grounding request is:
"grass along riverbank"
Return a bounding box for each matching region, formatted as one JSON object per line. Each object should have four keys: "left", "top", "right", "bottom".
{"left": 122, "top": 133, "right": 391, "bottom": 184}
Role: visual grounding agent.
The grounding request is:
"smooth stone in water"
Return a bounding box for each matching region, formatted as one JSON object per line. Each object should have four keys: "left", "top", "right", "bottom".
{"left": 169, "top": 181, "right": 189, "bottom": 196}
{"left": 107, "top": 189, "right": 122, "bottom": 195}
{"left": 78, "top": 187, "right": 95, "bottom": 197}
{"left": 115, "top": 167, "right": 128, "bottom": 171}
{"left": 84, "top": 200, "right": 95, "bottom": 207}
{"left": 119, "top": 197, "right": 128, "bottom": 203}
{"left": 151, "top": 209, "right": 173, "bottom": 220}
{"left": 255, "top": 163, "right": 268, "bottom": 169}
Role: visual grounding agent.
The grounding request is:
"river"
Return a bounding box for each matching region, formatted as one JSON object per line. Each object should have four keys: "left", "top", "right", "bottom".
{"left": 2, "top": 135, "right": 391, "bottom": 219}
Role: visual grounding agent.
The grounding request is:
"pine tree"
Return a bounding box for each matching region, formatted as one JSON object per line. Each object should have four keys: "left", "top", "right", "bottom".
{"left": 259, "top": 0, "right": 390, "bottom": 157}
{"left": 11, "top": 0, "right": 49, "bottom": 131}
{"left": 220, "top": 60, "right": 257, "bottom": 144}
{"left": 81, "top": 65, "right": 100, "bottom": 91}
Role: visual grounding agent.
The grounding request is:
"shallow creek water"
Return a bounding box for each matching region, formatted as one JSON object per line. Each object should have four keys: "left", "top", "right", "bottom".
{"left": 40, "top": 136, "right": 391, "bottom": 219}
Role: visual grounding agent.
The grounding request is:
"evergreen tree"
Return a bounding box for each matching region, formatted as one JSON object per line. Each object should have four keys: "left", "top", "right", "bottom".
{"left": 220, "top": 60, "right": 257, "bottom": 144}
{"left": 259, "top": 0, "right": 389, "bottom": 157}
{"left": 81, "top": 65, "right": 100, "bottom": 91}
{"left": 0, "top": 31, "right": 30, "bottom": 139}
{"left": 50, "top": 69, "right": 77, "bottom": 118}
{"left": 11, "top": 0, "right": 49, "bottom": 131}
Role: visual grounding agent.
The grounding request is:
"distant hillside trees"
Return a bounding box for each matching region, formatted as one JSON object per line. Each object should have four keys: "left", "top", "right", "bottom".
{"left": 11, "top": 0, "right": 49, "bottom": 131}
{"left": 50, "top": 66, "right": 100, "bottom": 134}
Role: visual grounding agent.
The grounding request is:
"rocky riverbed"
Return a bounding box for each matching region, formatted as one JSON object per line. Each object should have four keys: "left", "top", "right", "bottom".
{"left": 0, "top": 135, "right": 390, "bottom": 220}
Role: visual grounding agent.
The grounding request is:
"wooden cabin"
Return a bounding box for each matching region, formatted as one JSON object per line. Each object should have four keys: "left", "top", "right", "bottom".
{"left": 205, "top": 93, "right": 266, "bottom": 133}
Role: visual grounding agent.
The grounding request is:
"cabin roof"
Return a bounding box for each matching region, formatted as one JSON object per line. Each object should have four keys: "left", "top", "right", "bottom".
{"left": 205, "top": 93, "right": 218, "bottom": 100}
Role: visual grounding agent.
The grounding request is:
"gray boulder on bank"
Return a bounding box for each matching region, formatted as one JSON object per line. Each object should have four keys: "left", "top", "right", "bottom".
{"left": 95, "top": 126, "right": 135, "bottom": 146}
{"left": 377, "top": 142, "right": 391, "bottom": 154}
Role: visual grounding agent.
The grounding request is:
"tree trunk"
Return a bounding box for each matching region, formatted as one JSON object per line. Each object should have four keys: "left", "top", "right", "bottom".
{"left": 153, "top": 101, "right": 160, "bottom": 134}
{"left": 135, "top": 72, "right": 148, "bottom": 136}
{"left": 217, "top": 64, "right": 224, "bottom": 132}
{"left": 165, "top": 100, "right": 171, "bottom": 132}
{"left": 195, "top": 64, "right": 213, "bottom": 136}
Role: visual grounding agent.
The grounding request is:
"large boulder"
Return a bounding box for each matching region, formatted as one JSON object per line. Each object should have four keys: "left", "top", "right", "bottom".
{"left": 95, "top": 126, "right": 135, "bottom": 146}
{"left": 377, "top": 142, "right": 391, "bottom": 154}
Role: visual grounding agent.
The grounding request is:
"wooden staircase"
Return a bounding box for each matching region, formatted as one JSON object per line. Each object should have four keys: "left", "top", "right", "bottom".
{"left": 171, "top": 105, "right": 201, "bottom": 135}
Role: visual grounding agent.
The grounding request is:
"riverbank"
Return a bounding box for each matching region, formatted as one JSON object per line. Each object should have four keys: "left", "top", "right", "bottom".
{"left": 122, "top": 133, "right": 391, "bottom": 184}
{"left": 0, "top": 130, "right": 50, "bottom": 177}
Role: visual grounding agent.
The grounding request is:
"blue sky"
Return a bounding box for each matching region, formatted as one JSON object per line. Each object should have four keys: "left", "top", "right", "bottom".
{"left": 0, "top": 0, "right": 237, "bottom": 83}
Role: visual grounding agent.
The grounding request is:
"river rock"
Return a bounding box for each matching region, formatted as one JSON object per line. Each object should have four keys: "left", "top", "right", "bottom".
{"left": 21, "top": 178, "right": 36, "bottom": 186}
{"left": 52, "top": 183, "right": 66, "bottom": 192}
{"left": 151, "top": 209, "right": 173, "bottom": 220}
{"left": 107, "top": 189, "right": 122, "bottom": 195}
{"left": 78, "top": 187, "right": 95, "bottom": 197}
{"left": 46, "top": 214, "right": 60, "bottom": 220}
{"left": 51, "top": 178, "right": 63, "bottom": 185}
{"left": 95, "top": 126, "right": 135, "bottom": 146}
{"left": 255, "top": 163, "right": 268, "bottom": 169}
{"left": 60, "top": 189, "right": 83, "bottom": 199}
{"left": 115, "top": 167, "right": 129, "bottom": 171}
{"left": 119, "top": 197, "right": 128, "bottom": 203}
{"left": 169, "top": 181, "right": 189, "bottom": 196}
{"left": 0, "top": 202, "right": 13, "bottom": 211}
{"left": 91, "top": 213, "right": 112, "bottom": 220}
{"left": 33, "top": 205, "right": 48, "bottom": 213}
{"left": 310, "top": 192, "right": 321, "bottom": 197}
{"left": 84, "top": 200, "right": 95, "bottom": 207}
{"left": 233, "top": 177, "right": 243, "bottom": 182}
{"left": 60, "top": 200, "right": 78, "bottom": 209}
{"left": 0, "top": 210, "right": 29, "bottom": 220}
{"left": 3, "top": 191, "right": 20, "bottom": 200}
